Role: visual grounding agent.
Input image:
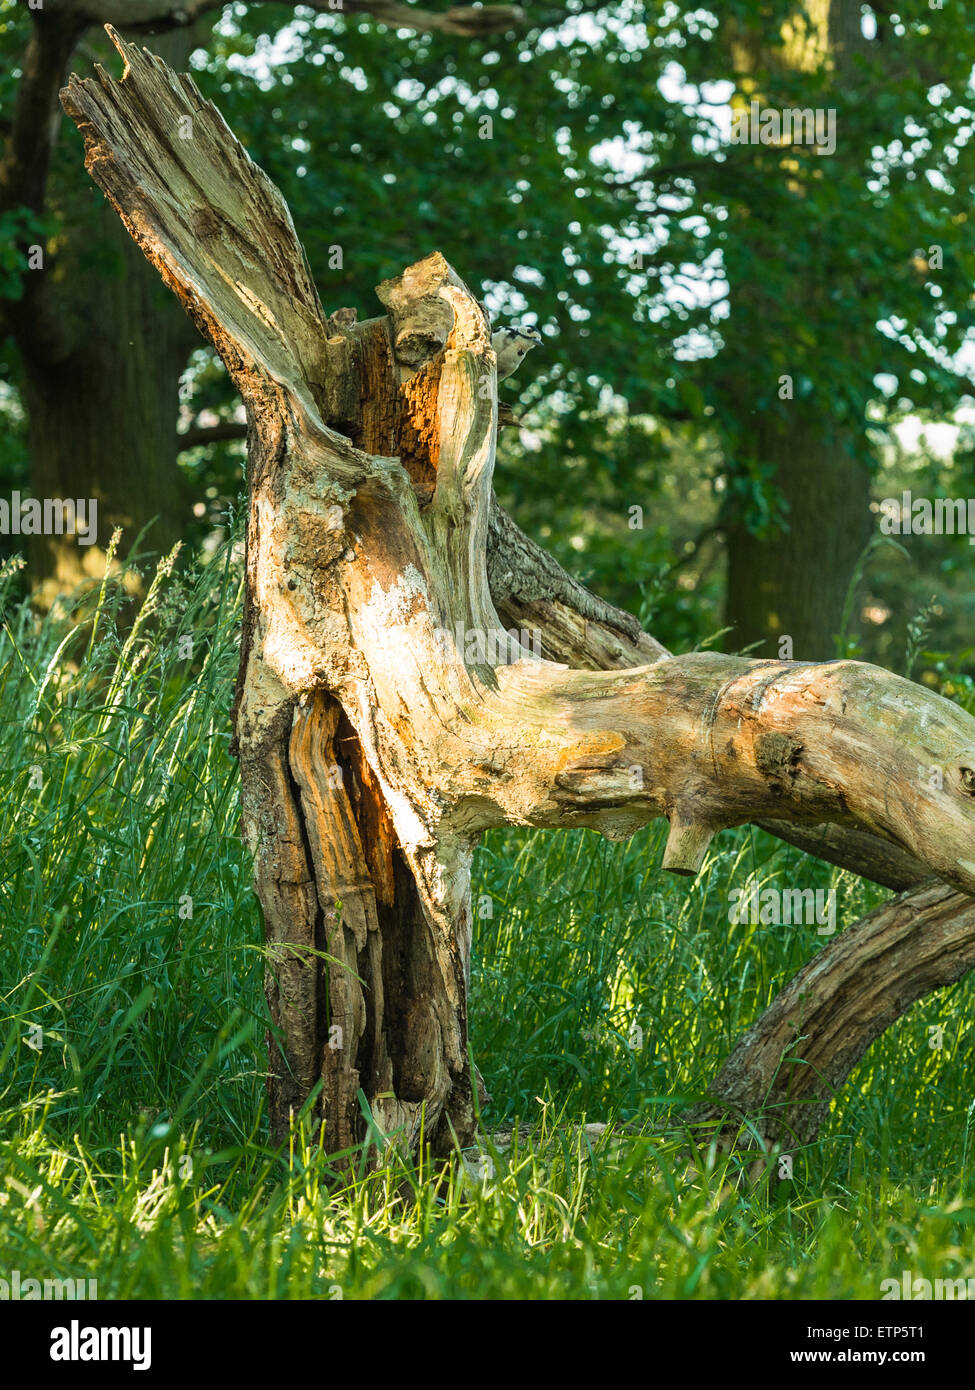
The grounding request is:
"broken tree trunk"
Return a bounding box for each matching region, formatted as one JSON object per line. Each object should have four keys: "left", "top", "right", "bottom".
{"left": 62, "top": 30, "right": 975, "bottom": 1160}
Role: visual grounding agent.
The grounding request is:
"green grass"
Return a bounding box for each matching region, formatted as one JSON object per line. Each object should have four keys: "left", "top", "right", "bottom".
{"left": 1, "top": 535, "right": 974, "bottom": 1299}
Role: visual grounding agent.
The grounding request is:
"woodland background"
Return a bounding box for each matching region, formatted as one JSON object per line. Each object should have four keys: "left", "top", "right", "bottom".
{"left": 0, "top": 0, "right": 974, "bottom": 1300}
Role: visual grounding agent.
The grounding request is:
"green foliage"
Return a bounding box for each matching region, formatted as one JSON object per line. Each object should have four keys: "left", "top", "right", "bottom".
{"left": 3, "top": 1, "right": 974, "bottom": 654}
{"left": 181, "top": 0, "right": 975, "bottom": 631}
{"left": 0, "top": 532, "right": 261, "bottom": 1147}
{"left": 1, "top": 540, "right": 973, "bottom": 1298}
{"left": 0, "top": 208, "right": 54, "bottom": 300}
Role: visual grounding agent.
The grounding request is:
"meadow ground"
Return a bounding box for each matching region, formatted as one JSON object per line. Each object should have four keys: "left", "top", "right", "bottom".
{"left": 1, "top": 541, "right": 973, "bottom": 1300}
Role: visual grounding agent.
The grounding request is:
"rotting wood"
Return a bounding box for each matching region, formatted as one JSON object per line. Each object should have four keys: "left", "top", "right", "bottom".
{"left": 61, "top": 30, "right": 975, "bottom": 1159}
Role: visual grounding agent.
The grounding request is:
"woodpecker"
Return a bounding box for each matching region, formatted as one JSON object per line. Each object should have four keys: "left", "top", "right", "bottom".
{"left": 491, "top": 324, "right": 542, "bottom": 381}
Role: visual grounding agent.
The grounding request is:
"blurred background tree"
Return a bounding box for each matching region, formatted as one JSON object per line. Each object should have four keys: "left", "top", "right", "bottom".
{"left": 1, "top": 0, "right": 973, "bottom": 674}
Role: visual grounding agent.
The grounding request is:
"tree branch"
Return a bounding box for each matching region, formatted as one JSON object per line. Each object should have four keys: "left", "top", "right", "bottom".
{"left": 61, "top": 0, "right": 526, "bottom": 38}
{"left": 684, "top": 879, "right": 975, "bottom": 1151}
{"left": 487, "top": 499, "right": 669, "bottom": 668}
{"left": 177, "top": 420, "right": 248, "bottom": 451}
{"left": 485, "top": 507, "right": 935, "bottom": 892}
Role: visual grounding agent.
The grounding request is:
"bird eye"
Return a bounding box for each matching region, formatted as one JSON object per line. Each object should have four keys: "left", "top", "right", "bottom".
{"left": 518, "top": 350, "right": 525, "bottom": 357}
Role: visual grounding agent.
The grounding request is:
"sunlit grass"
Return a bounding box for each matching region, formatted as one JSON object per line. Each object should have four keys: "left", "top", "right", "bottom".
{"left": 1, "top": 537, "right": 973, "bottom": 1298}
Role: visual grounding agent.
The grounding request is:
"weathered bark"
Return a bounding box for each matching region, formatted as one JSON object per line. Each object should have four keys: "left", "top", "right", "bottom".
{"left": 62, "top": 32, "right": 975, "bottom": 1162}
{"left": 487, "top": 505, "right": 931, "bottom": 893}
{"left": 487, "top": 501, "right": 669, "bottom": 669}
{"left": 485, "top": 521, "right": 975, "bottom": 1148}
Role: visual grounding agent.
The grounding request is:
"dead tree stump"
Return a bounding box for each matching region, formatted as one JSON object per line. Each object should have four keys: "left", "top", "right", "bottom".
{"left": 63, "top": 30, "right": 975, "bottom": 1159}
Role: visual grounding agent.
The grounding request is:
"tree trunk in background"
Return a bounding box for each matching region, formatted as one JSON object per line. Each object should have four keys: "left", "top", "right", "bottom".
{"left": 11, "top": 27, "right": 200, "bottom": 602}
{"left": 21, "top": 209, "right": 199, "bottom": 601}
{"left": 720, "top": 0, "right": 872, "bottom": 661}
{"left": 724, "top": 414, "right": 872, "bottom": 659}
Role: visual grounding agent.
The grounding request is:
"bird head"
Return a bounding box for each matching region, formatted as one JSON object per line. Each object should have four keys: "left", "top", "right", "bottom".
{"left": 491, "top": 324, "right": 542, "bottom": 381}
